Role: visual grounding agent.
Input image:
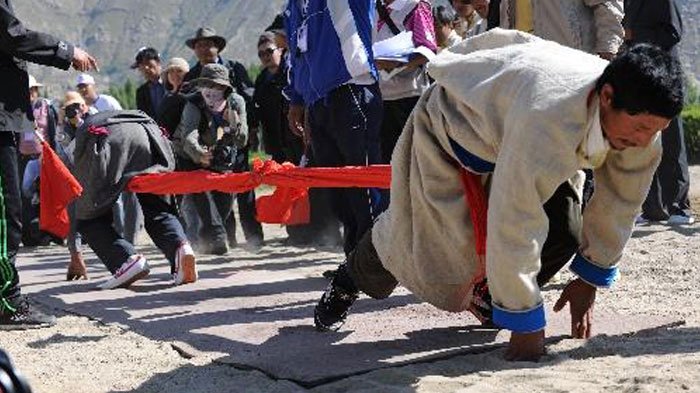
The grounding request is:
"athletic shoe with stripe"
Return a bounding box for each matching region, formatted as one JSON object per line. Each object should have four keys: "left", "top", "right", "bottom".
{"left": 98, "top": 255, "right": 150, "bottom": 290}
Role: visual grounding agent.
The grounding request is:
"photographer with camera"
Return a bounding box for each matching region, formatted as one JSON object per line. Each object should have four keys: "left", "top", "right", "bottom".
{"left": 173, "top": 63, "right": 250, "bottom": 256}
{"left": 55, "top": 91, "right": 96, "bottom": 281}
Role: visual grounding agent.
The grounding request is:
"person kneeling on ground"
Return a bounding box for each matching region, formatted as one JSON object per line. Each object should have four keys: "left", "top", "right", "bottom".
{"left": 314, "top": 29, "right": 684, "bottom": 361}
{"left": 64, "top": 106, "right": 197, "bottom": 289}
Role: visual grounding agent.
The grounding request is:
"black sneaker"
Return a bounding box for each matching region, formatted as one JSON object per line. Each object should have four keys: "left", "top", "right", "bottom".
{"left": 469, "top": 279, "right": 494, "bottom": 326}
{"left": 314, "top": 267, "right": 359, "bottom": 332}
{"left": 0, "top": 296, "right": 57, "bottom": 330}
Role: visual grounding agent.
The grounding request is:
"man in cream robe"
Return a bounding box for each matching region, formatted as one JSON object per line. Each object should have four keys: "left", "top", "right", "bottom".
{"left": 315, "top": 29, "right": 684, "bottom": 361}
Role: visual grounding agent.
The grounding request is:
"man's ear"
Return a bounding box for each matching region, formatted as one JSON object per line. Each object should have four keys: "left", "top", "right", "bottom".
{"left": 599, "top": 83, "right": 614, "bottom": 109}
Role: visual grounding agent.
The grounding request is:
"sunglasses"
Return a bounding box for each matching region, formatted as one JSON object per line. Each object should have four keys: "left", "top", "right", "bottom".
{"left": 257, "top": 47, "right": 278, "bottom": 58}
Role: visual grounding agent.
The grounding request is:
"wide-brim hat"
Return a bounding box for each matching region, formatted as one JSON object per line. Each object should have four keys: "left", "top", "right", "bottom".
{"left": 188, "top": 63, "right": 232, "bottom": 93}
{"left": 186, "top": 27, "right": 227, "bottom": 51}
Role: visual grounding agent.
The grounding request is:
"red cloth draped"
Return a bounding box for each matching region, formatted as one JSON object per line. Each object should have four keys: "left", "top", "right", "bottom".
{"left": 127, "top": 160, "right": 392, "bottom": 225}
{"left": 39, "top": 141, "right": 83, "bottom": 238}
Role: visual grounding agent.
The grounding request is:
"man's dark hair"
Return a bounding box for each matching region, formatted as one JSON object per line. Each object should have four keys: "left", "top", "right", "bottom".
{"left": 595, "top": 43, "right": 684, "bottom": 119}
{"left": 433, "top": 5, "right": 457, "bottom": 28}
{"left": 131, "top": 47, "right": 160, "bottom": 69}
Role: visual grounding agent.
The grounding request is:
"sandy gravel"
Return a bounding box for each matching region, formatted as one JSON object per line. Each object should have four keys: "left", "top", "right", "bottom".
{"left": 1, "top": 168, "right": 700, "bottom": 393}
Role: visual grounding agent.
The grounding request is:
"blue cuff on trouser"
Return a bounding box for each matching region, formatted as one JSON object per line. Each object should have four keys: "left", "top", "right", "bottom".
{"left": 570, "top": 253, "right": 619, "bottom": 288}
{"left": 492, "top": 303, "right": 546, "bottom": 333}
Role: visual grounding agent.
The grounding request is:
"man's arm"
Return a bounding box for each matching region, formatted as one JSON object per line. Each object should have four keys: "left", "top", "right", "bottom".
{"left": 575, "top": 138, "right": 662, "bottom": 287}
{"left": 0, "top": 2, "right": 72, "bottom": 68}
{"left": 174, "top": 102, "right": 209, "bottom": 166}
{"left": 0, "top": 3, "right": 96, "bottom": 71}
{"left": 583, "top": 0, "right": 625, "bottom": 56}
{"left": 227, "top": 93, "right": 248, "bottom": 148}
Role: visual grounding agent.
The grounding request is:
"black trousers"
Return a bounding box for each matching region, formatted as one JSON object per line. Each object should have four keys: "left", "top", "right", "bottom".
{"left": 78, "top": 193, "right": 186, "bottom": 274}
{"left": 346, "top": 182, "right": 581, "bottom": 298}
{"left": 0, "top": 133, "right": 22, "bottom": 302}
{"left": 642, "top": 116, "right": 691, "bottom": 220}
{"left": 309, "top": 83, "right": 385, "bottom": 255}
{"left": 226, "top": 148, "right": 263, "bottom": 244}
{"left": 380, "top": 96, "right": 420, "bottom": 164}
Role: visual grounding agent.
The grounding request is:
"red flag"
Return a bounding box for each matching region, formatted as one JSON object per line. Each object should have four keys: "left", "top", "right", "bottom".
{"left": 39, "top": 140, "right": 83, "bottom": 238}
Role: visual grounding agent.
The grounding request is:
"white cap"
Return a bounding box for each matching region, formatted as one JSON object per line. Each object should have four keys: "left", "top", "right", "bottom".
{"left": 76, "top": 73, "right": 96, "bottom": 86}
{"left": 28, "top": 75, "right": 44, "bottom": 88}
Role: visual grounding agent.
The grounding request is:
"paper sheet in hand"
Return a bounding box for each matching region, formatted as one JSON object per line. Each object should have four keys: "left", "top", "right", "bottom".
{"left": 373, "top": 31, "right": 415, "bottom": 62}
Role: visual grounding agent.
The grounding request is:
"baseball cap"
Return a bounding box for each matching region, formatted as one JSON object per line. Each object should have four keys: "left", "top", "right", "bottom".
{"left": 75, "top": 73, "right": 95, "bottom": 86}
{"left": 130, "top": 46, "right": 161, "bottom": 69}
{"left": 28, "top": 75, "right": 44, "bottom": 88}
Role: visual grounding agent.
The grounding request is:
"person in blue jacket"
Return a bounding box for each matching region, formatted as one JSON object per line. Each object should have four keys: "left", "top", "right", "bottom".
{"left": 285, "top": 0, "right": 386, "bottom": 257}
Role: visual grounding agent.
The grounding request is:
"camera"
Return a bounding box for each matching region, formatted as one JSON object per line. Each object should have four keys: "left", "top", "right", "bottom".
{"left": 209, "top": 126, "right": 239, "bottom": 173}
{"left": 64, "top": 103, "right": 81, "bottom": 119}
{"left": 0, "top": 349, "right": 32, "bottom": 393}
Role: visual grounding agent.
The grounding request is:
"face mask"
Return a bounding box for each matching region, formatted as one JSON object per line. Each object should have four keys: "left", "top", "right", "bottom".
{"left": 201, "top": 87, "right": 227, "bottom": 112}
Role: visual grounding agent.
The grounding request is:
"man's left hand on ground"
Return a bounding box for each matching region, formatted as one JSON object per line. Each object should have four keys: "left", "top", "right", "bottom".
{"left": 554, "top": 278, "right": 597, "bottom": 338}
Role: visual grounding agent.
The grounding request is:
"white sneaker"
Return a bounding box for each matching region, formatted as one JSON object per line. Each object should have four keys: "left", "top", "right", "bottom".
{"left": 98, "top": 255, "right": 150, "bottom": 290}
{"left": 173, "top": 242, "right": 197, "bottom": 285}
{"left": 667, "top": 214, "right": 695, "bottom": 225}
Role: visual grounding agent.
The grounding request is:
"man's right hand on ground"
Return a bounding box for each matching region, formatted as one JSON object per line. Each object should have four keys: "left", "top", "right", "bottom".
{"left": 72, "top": 47, "right": 99, "bottom": 72}
{"left": 505, "top": 330, "right": 546, "bottom": 362}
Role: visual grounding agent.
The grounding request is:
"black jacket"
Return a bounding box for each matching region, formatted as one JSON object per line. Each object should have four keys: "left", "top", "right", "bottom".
{"left": 623, "top": 0, "right": 683, "bottom": 54}
{"left": 136, "top": 82, "right": 155, "bottom": 118}
{"left": 0, "top": 0, "right": 73, "bottom": 131}
{"left": 252, "top": 67, "right": 302, "bottom": 162}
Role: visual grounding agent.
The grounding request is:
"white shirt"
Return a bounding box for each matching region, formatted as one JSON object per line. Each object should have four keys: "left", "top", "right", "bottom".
{"left": 91, "top": 94, "right": 123, "bottom": 112}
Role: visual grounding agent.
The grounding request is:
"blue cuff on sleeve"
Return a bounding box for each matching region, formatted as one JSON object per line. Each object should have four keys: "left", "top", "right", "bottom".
{"left": 492, "top": 303, "right": 546, "bottom": 333}
{"left": 570, "top": 253, "right": 619, "bottom": 288}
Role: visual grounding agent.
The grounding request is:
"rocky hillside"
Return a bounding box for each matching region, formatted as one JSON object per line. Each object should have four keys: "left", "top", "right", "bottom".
{"left": 18, "top": 0, "right": 287, "bottom": 96}
{"left": 15, "top": 0, "right": 700, "bottom": 99}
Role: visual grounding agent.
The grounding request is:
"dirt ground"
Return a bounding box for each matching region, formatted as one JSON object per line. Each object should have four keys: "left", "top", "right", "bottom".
{"left": 1, "top": 169, "right": 699, "bottom": 393}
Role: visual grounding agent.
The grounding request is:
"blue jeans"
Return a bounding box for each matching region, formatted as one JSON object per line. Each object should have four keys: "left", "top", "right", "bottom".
{"left": 308, "top": 83, "right": 385, "bottom": 255}
{"left": 78, "top": 193, "right": 186, "bottom": 274}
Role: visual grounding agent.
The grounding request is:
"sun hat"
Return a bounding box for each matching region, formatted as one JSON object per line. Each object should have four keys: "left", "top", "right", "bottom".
{"left": 185, "top": 27, "right": 227, "bottom": 51}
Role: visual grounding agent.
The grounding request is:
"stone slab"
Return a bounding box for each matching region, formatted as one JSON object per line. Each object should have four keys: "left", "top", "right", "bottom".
{"left": 18, "top": 240, "right": 678, "bottom": 386}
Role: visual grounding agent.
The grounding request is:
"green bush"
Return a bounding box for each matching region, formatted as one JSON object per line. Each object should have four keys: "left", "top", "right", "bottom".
{"left": 683, "top": 104, "right": 700, "bottom": 164}
{"left": 107, "top": 79, "right": 137, "bottom": 110}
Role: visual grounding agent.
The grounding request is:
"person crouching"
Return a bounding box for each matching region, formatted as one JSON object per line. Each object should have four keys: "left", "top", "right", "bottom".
{"left": 69, "top": 109, "right": 197, "bottom": 289}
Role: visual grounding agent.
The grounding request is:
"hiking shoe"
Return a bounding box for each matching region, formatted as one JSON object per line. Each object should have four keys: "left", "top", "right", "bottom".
{"left": 469, "top": 279, "right": 493, "bottom": 326}
{"left": 173, "top": 242, "right": 197, "bottom": 285}
{"left": 634, "top": 215, "right": 650, "bottom": 226}
{"left": 0, "top": 296, "right": 56, "bottom": 330}
{"left": 667, "top": 214, "right": 695, "bottom": 226}
{"left": 98, "top": 255, "right": 150, "bottom": 290}
{"left": 209, "top": 241, "right": 229, "bottom": 256}
{"left": 314, "top": 268, "right": 359, "bottom": 332}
